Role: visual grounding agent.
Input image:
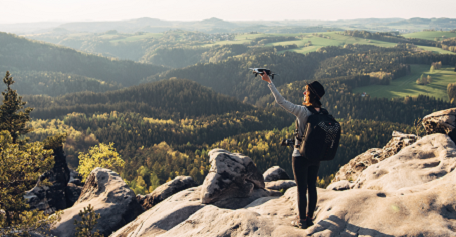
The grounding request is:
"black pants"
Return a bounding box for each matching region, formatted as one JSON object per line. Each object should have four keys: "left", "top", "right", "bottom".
{"left": 292, "top": 156, "right": 320, "bottom": 220}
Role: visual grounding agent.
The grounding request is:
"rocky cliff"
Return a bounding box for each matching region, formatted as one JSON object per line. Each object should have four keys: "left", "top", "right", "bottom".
{"left": 38, "top": 108, "right": 456, "bottom": 236}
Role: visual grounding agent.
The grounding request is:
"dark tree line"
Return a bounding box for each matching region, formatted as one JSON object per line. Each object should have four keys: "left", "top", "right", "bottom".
{"left": 25, "top": 79, "right": 259, "bottom": 120}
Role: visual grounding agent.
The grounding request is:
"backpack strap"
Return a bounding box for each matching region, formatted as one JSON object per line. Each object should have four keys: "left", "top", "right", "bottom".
{"left": 305, "top": 106, "right": 328, "bottom": 115}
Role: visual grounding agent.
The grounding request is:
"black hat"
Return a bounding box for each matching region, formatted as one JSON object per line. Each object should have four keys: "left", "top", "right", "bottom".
{"left": 306, "top": 81, "right": 325, "bottom": 99}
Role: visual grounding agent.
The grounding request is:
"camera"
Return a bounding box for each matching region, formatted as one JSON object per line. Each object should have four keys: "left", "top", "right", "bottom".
{"left": 280, "top": 139, "right": 295, "bottom": 147}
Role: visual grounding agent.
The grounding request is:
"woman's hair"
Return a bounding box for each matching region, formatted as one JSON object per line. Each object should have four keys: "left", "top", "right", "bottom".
{"left": 302, "top": 85, "right": 322, "bottom": 108}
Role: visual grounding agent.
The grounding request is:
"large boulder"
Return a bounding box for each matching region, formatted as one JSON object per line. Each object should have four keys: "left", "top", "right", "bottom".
{"left": 129, "top": 133, "right": 456, "bottom": 236}
{"left": 51, "top": 168, "right": 144, "bottom": 237}
{"left": 200, "top": 149, "right": 265, "bottom": 204}
{"left": 263, "top": 166, "right": 290, "bottom": 182}
{"left": 333, "top": 131, "right": 419, "bottom": 183}
{"left": 136, "top": 176, "right": 197, "bottom": 210}
{"left": 111, "top": 186, "right": 205, "bottom": 237}
{"left": 24, "top": 147, "right": 70, "bottom": 214}
{"left": 422, "top": 108, "right": 456, "bottom": 142}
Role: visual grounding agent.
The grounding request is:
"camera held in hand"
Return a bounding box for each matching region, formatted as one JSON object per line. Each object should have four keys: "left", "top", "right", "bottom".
{"left": 280, "top": 138, "right": 295, "bottom": 147}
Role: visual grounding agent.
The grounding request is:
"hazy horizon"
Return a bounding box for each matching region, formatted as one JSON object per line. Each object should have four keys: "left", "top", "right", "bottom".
{"left": 2, "top": 0, "right": 456, "bottom": 24}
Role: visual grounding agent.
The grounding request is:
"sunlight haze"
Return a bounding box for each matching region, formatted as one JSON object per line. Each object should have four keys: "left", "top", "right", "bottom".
{"left": 2, "top": 0, "right": 456, "bottom": 24}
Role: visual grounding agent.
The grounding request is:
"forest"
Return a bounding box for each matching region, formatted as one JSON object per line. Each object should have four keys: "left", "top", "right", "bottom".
{"left": 3, "top": 26, "right": 456, "bottom": 196}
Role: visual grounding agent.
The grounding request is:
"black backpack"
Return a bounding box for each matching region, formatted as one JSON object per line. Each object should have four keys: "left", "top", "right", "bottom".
{"left": 296, "top": 106, "right": 340, "bottom": 161}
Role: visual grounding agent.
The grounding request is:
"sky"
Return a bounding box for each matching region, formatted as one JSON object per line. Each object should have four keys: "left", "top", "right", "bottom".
{"left": 2, "top": 0, "right": 456, "bottom": 24}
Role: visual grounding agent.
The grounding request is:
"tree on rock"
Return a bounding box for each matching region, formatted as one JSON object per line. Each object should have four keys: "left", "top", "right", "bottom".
{"left": 74, "top": 204, "right": 101, "bottom": 237}
{"left": 0, "top": 71, "right": 33, "bottom": 144}
{"left": 77, "top": 142, "right": 125, "bottom": 181}
{"left": 0, "top": 71, "right": 63, "bottom": 236}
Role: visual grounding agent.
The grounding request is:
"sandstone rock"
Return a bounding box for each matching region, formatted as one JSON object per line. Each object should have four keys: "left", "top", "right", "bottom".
{"left": 150, "top": 134, "right": 456, "bottom": 236}
{"left": 263, "top": 166, "right": 290, "bottom": 182}
{"left": 333, "top": 131, "right": 419, "bottom": 183}
{"left": 137, "top": 176, "right": 197, "bottom": 210}
{"left": 326, "top": 180, "right": 351, "bottom": 191}
{"left": 111, "top": 186, "right": 205, "bottom": 237}
{"left": 51, "top": 168, "right": 144, "bottom": 237}
{"left": 265, "top": 180, "right": 296, "bottom": 191}
{"left": 212, "top": 188, "right": 281, "bottom": 209}
{"left": 111, "top": 185, "right": 283, "bottom": 236}
{"left": 64, "top": 183, "right": 82, "bottom": 207}
{"left": 422, "top": 107, "right": 456, "bottom": 141}
{"left": 200, "top": 149, "right": 265, "bottom": 204}
{"left": 24, "top": 147, "right": 70, "bottom": 214}
{"left": 351, "top": 133, "right": 456, "bottom": 191}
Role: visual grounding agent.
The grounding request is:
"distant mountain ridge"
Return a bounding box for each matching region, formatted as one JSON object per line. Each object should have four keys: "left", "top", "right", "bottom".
{"left": 3, "top": 17, "right": 456, "bottom": 34}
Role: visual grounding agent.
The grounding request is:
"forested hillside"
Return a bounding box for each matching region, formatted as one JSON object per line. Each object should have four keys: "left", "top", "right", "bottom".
{"left": 143, "top": 44, "right": 456, "bottom": 104}
{"left": 25, "top": 79, "right": 273, "bottom": 120}
{"left": 0, "top": 32, "right": 168, "bottom": 87}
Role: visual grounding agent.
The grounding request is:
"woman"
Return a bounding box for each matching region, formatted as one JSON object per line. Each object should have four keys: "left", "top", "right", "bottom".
{"left": 261, "top": 73, "right": 325, "bottom": 229}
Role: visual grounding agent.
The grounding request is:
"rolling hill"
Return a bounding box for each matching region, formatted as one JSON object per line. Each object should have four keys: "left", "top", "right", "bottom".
{"left": 0, "top": 32, "right": 168, "bottom": 88}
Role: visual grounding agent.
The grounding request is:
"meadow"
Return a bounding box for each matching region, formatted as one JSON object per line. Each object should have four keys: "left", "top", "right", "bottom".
{"left": 352, "top": 65, "right": 456, "bottom": 101}
{"left": 402, "top": 31, "right": 456, "bottom": 41}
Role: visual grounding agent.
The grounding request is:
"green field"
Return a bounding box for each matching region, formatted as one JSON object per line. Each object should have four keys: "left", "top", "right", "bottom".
{"left": 402, "top": 31, "right": 456, "bottom": 41}
{"left": 197, "top": 32, "right": 454, "bottom": 55}
{"left": 417, "top": 46, "right": 456, "bottom": 55}
{"left": 352, "top": 65, "right": 456, "bottom": 101}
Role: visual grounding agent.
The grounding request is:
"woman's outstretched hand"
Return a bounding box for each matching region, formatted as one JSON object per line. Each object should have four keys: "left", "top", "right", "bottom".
{"left": 261, "top": 72, "right": 272, "bottom": 83}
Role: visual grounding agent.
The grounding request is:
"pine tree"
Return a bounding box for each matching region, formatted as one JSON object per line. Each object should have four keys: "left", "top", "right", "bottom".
{"left": 74, "top": 204, "right": 102, "bottom": 237}
{"left": 0, "top": 71, "right": 62, "bottom": 236}
{"left": 0, "top": 71, "right": 33, "bottom": 144}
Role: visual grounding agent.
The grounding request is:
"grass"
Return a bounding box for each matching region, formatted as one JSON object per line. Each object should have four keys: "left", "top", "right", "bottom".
{"left": 417, "top": 46, "right": 456, "bottom": 55}
{"left": 402, "top": 31, "right": 456, "bottom": 41}
{"left": 352, "top": 65, "right": 456, "bottom": 101}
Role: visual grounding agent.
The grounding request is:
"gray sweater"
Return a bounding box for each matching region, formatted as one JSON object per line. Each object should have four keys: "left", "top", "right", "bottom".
{"left": 268, "top": 82, "right": 312, "bottom": 157}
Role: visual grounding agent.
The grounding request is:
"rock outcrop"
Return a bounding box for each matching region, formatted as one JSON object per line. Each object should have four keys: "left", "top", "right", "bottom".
{"left": 422, "top": 107, "right": 456, "bottom": 142}
{"left": 263, "top": 166, "right": 290, "bottom": 182}
{"left": 265, "top": 180, "right": 296, "bottom": 191}
{"left": 136, "top": 176, "right": 197, "bottom": 210}
{"left": 68, "top": 168, "right": 83, "bottom": 186}
{"left": 200, "top": 149, "right": 265, "bottom": 204}
{"left": 24, "top": 147, "right": 70, "bottom": 214}
{"left": 333, "top": 131, "right": 419, "bottom": 183}
{"left": 112, "top": 133, "right": 456, "bottom": 236}
{"left": 111, "top": 187, "right": 205, "bottom": 237}
{"left": 51, "top": 168, "right": 144, "bottom": 237}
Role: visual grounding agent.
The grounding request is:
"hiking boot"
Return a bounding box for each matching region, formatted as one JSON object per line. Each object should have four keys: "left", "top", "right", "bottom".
{"left": 306, "top": 218, "right": 314, "bottom": 227}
